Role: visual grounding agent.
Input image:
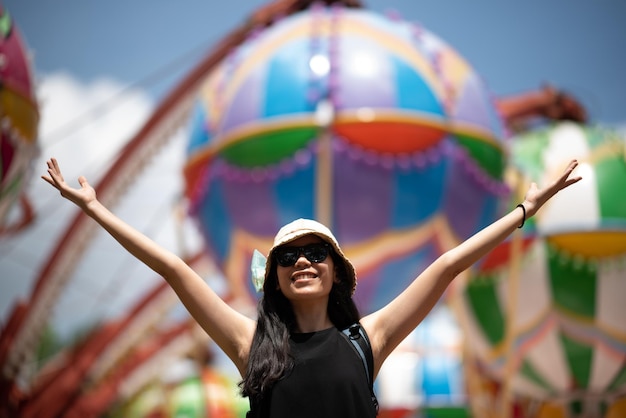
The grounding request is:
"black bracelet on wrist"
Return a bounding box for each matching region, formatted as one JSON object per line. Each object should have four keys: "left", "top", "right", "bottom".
{"left": 516, "top": 203, "right": 526, "bottom": 229}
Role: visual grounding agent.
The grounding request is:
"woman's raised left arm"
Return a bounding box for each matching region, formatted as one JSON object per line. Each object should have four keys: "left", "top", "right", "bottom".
{"left": 362, "top": 159, "right": 582, "bottom": 373}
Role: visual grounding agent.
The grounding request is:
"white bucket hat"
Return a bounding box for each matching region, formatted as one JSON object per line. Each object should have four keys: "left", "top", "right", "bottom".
{"left": 251, "top": 218, "right": 357, "bottom": 295}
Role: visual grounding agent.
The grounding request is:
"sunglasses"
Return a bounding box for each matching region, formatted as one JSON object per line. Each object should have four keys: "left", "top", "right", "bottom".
{"left": 274, "top": 242, "right": 331, "bottom": 267}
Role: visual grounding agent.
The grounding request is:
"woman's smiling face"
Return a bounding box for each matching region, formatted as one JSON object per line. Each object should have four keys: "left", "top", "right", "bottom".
{"left": 275, "top": 234, "right": 337, "bottom": 302}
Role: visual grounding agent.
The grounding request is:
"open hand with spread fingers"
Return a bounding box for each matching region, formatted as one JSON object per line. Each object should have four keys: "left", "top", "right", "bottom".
{"left": 521, "top": 159, "right": 582, "bottom": 218}
{"left": 41, "top": 157, "right": 97, "bottom": 212}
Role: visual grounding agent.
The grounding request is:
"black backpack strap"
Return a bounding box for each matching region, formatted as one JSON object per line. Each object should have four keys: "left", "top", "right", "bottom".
{"left": 341, "top": 323, "right": 379, "bottom": 413}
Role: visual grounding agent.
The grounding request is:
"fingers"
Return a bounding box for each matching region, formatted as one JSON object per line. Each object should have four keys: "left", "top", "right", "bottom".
{"left": 78, "top": 176, "right": 89, "bottom": 188}
{"left": 527, "top": 159, "right": 582, "bottom": 211}
{"left": 45, "top": 159, "right": 56, "bottom": 177}
{"left": 46, "top": 158, "right": 64, "bottom": 177}
{"left": 48, "top": 158, "right": 61, "bottom": 175}
{"left": 42, "top": 158, "right": 65, "bottom": 190}
{"left": 45, "top": 157, "right": 59, "bottom": 169}
{"left": 41, "top": 175, "right": 56, "bottom": 188}
{"left": 556, "top": 160, "right": 576, "bottom": 180}
{"left": 564, "top": 176, "right": 582, "bottom": 188}
{"left": 558, "top": 159, "right": 582, "bottom": 189}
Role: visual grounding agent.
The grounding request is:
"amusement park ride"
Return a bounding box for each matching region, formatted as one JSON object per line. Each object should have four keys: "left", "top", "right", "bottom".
{"left": 2, "top": 1, "right": 624, "bottom": 417}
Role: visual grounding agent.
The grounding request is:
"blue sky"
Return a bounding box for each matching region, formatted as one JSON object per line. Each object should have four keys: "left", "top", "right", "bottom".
{"left": 1, "top": 0, "right": 625, "bottom": 337}
{"left": 5, "top": 0, "right": 626, "bottom": 124}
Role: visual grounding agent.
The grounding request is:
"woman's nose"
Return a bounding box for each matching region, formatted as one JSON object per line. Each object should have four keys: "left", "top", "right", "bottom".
{"left": 294, "top": 253, "right": 310, "bottom": 266}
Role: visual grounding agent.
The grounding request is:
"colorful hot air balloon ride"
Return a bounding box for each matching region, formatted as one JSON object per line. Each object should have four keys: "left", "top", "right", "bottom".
{"left": 456, "top": 122, "right": 626, "bottom": 416}
{"left": 0, "top": 6, "right": 39, "bottom": 232}
{"left": 183, "top": 5, "right": 509, "bottom": 313}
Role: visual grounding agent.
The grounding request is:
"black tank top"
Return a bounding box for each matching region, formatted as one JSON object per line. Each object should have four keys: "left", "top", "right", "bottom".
{"left": 251, "top": 327, "right": 377, "bottom": 417}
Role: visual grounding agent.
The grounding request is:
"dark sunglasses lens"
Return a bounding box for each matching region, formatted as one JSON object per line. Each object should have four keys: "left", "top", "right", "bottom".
{"left": 276, "top": 249, "right": 298, "bottom": 267}
{"left": 304, "top": 244, "right": 328, "bottom": 263}
{"left": 275, "top": 243, "right": 329, "bottom": 266}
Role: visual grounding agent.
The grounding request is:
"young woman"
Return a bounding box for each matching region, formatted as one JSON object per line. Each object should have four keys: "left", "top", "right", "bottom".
{"left": 42, "top": 157, "right": 581, "bottom": 417}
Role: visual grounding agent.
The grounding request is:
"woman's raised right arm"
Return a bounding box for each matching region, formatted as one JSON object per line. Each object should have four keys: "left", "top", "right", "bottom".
{"left": 42, "top": 158, "right": 255, "bottom": 375}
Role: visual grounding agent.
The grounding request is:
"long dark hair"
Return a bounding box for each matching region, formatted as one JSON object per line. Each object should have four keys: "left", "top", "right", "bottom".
{"left": 239, "top": 247, "right": 361, "bottom": 401}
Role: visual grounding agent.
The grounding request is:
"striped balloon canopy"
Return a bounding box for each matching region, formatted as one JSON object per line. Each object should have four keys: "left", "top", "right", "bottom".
{"left": 0, "top": 6, "right": 39, "bottom": 227}
{"left": 183, "top": 5, "right": 508, "bottom": 311}
{"left": 456, "top": 122, "right": 626, "bottom": 413}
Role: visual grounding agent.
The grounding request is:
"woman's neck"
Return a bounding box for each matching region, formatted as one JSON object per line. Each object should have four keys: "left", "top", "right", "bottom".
{"left": 291, "top": 301, "right": 333, "bottom": 333}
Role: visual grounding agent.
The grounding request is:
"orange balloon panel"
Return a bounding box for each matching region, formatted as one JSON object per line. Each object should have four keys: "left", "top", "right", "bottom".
{"left": 536, "top": 403, "right": 567, "bottom": 418}
{"left": 607, "top": 397, "right": 626, "bottom": 418}
{"left": 547, "top": 231, "right": 626, "bottom": 258}
{"left": 334, "top": 121, "right": 446, "bottom": 153}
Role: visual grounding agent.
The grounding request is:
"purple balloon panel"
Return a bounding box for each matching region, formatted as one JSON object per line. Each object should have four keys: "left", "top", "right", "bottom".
{"left": 443, "top": 150, "right": 503, "bottom": 240}
{"left": 220, "top": 65, "right": 268, "bottom": 134}
{"left": 452, "top": 72, "right": 501, "bottom": 137}
{"left": 332, "top": 138, "right": 449, "bottom": 244}
{"left": 355, "top": 241, "right": 441, "bottom": 313}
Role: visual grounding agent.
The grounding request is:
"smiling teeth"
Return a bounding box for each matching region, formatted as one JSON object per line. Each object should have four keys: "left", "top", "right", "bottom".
{"left": 293, "top": 273, "right": 316, "bottom": 281}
